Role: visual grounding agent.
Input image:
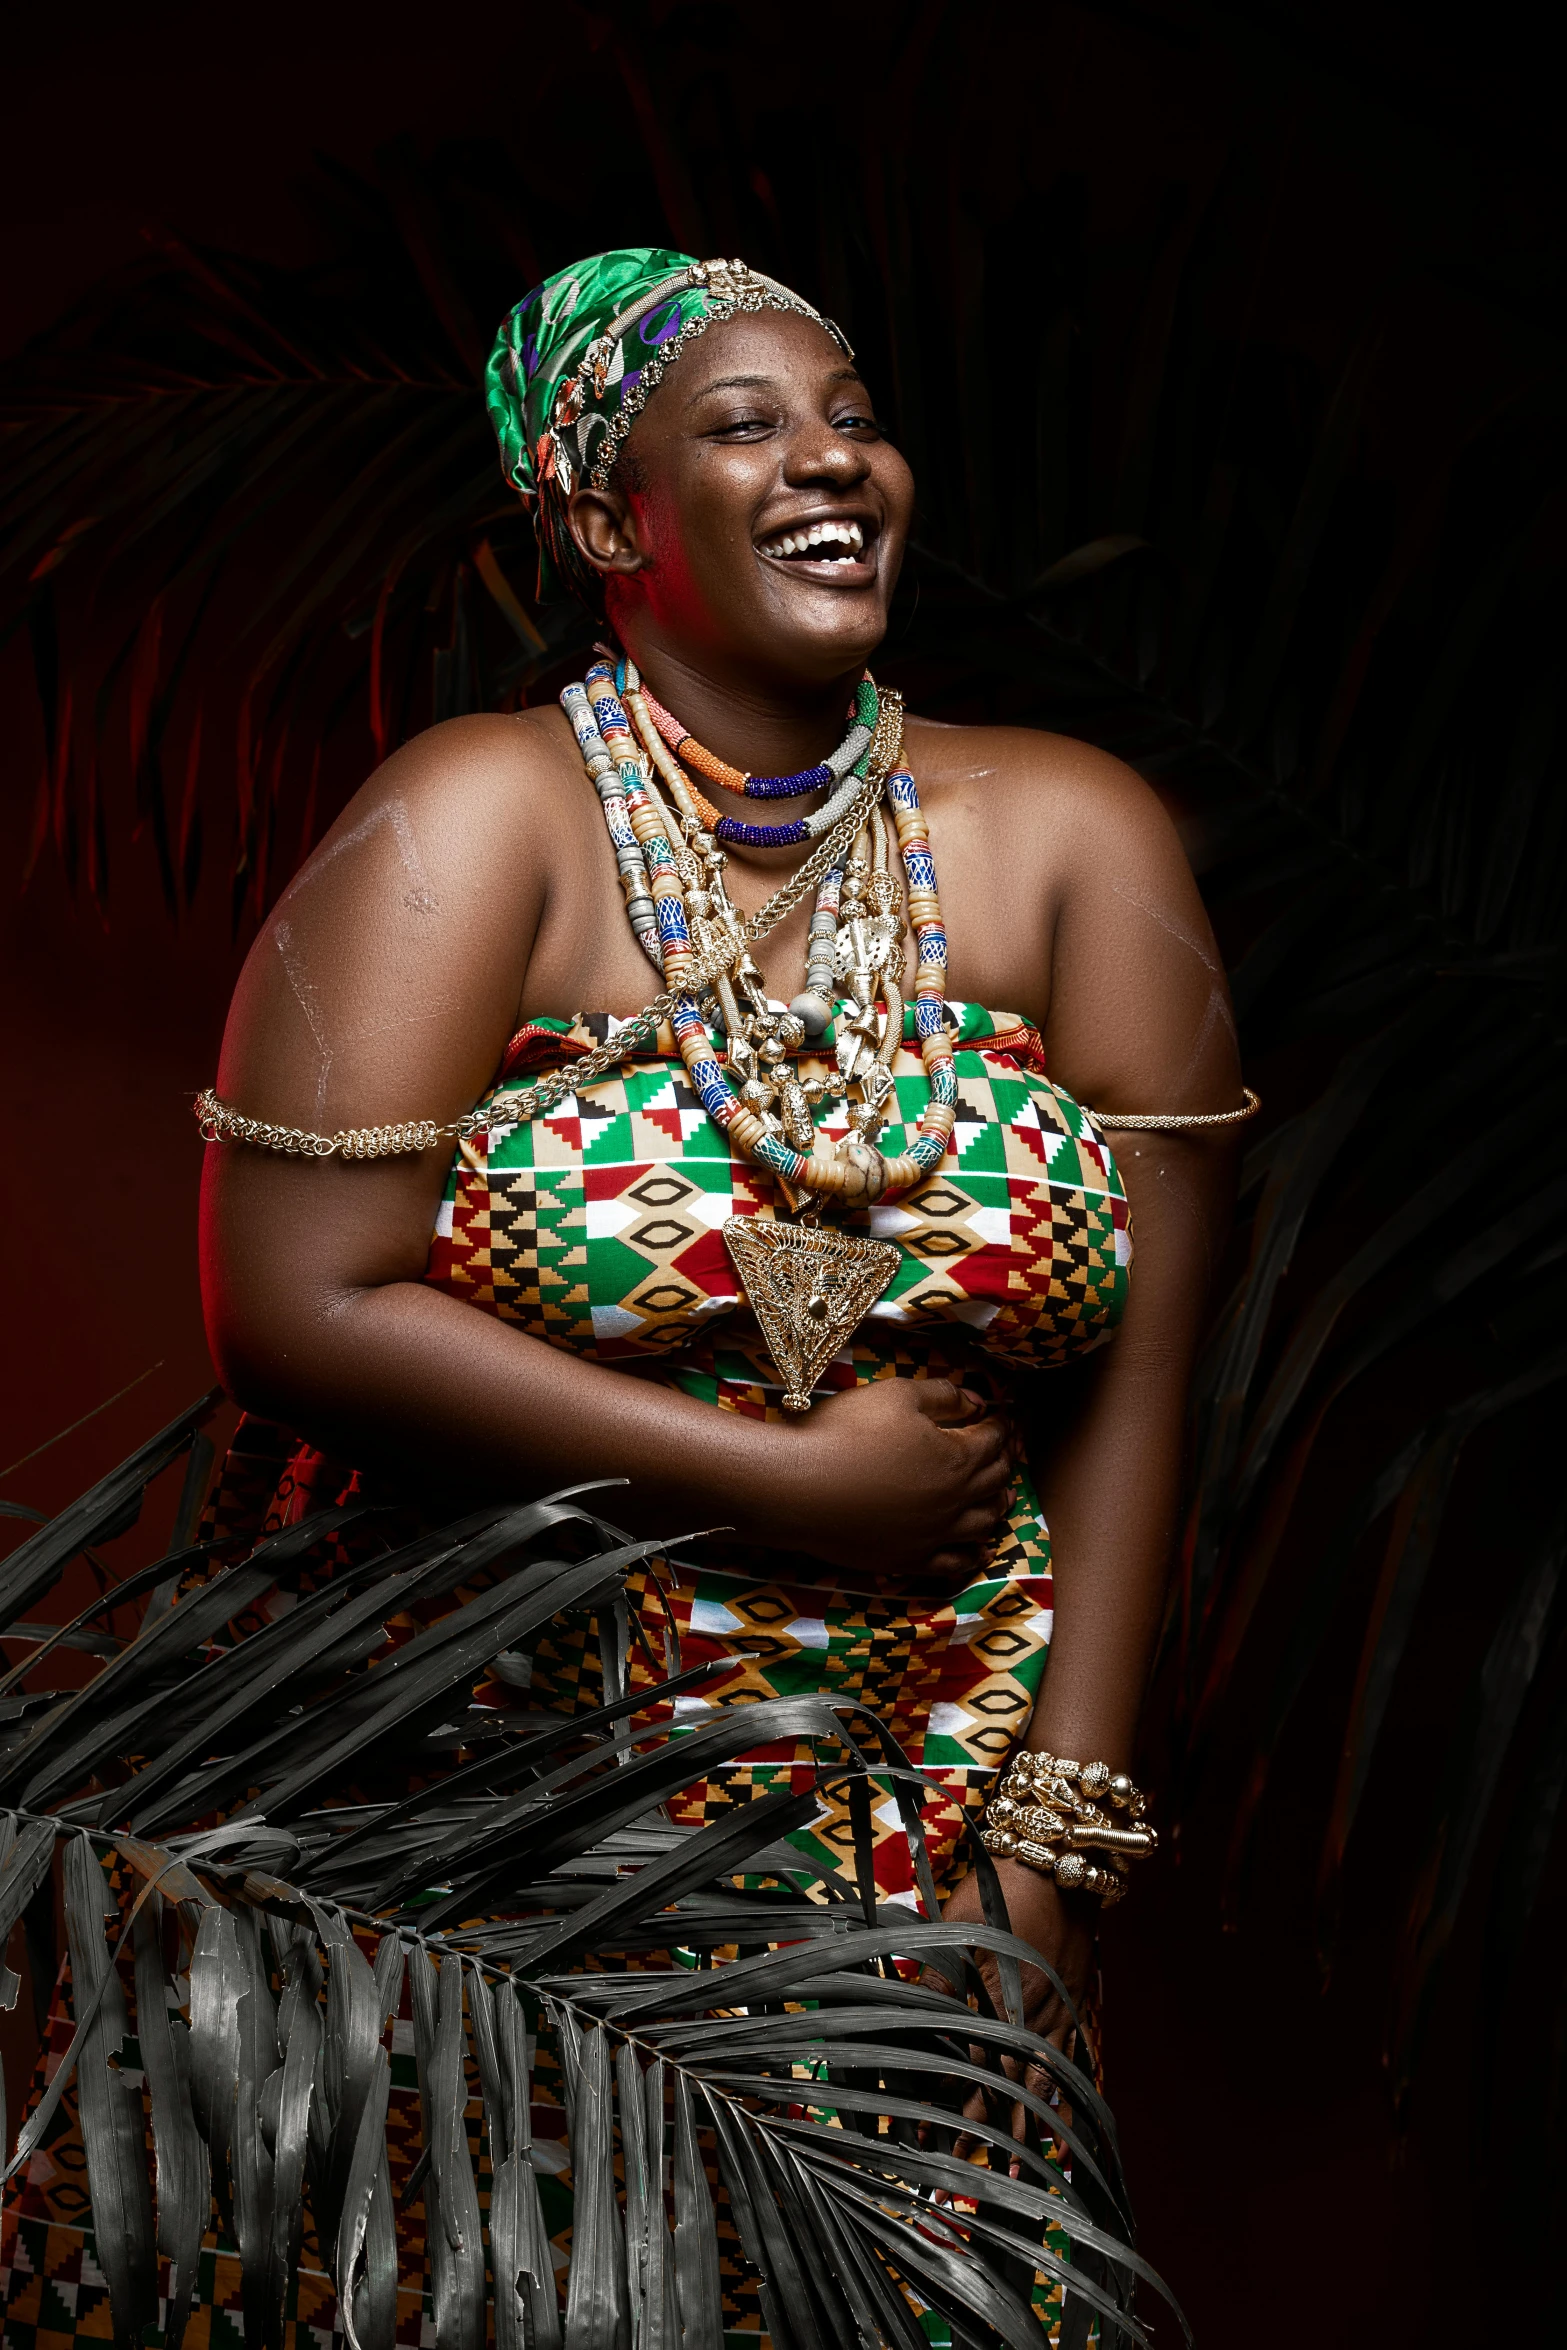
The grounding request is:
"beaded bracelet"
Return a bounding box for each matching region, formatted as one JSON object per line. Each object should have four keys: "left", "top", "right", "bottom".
{"left": 981, "top": 1750, "right": 1157, "bottom": 1907}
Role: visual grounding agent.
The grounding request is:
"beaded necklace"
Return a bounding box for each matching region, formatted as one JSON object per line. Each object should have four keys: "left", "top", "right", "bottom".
{"left": 559, "top": 659, "right": 958, "bottom": 1406}
{"left": 634, "top": 675, "right": 876, "bottom": 800}
{"left": 612, "top": 659, "right": 878, "bottom": 850}
{"left": 610, "top": 661, "right": 853, "bottom": 1032}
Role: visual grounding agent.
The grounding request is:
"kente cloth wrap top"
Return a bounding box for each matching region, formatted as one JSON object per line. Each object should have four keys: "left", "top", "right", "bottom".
{"left": 421, "top": 995, "right": 1132, "bottom": 1912}
{"left": 426, "top": 999, "right": 1131, "bottom": 1389}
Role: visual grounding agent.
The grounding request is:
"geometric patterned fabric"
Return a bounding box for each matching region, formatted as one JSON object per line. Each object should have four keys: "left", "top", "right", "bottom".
{"left": 426, "top": 1000, "right": 1131, "bottom": 1376}
{"left": 422, "top": 996, "right": 1134, "bottom": 1901}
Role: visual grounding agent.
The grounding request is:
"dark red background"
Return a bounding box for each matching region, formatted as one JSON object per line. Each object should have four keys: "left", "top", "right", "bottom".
{"left": 7, "top": 1, "right": 1553, "bottom": 2336}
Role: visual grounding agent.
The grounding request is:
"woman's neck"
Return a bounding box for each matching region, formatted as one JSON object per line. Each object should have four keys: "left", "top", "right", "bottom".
{"left": 614, "top": 632, "right": 864, "bottom": 787}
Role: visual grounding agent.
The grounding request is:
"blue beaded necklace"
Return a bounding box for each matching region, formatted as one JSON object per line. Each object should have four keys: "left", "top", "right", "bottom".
{"left": 612, "top": 660, "right": 879, "bottom": 849}
{"left": 626, "top": 665, "right": 876, "bottom": 801}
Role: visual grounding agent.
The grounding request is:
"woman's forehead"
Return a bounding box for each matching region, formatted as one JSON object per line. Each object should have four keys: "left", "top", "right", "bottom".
{"left": 661, "top": 309, "right": 864, "bottom": 412}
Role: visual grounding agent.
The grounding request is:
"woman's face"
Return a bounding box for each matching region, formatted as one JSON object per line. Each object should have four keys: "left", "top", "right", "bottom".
{"left": 567, "top": 309, "right": 914, "bottom": 686}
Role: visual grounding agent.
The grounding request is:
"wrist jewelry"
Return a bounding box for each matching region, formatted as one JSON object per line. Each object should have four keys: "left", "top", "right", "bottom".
{"left": 981, "top": 1750, "right": 1157, "bottom": 1907}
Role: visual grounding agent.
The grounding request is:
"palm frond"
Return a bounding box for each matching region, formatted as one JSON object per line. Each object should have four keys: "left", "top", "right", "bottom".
{"left": 0, "top": 1416, "right": 1162, "bottom": 2346}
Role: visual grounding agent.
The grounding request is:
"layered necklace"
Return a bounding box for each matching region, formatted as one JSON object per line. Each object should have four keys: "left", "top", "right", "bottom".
{"left": 559, "top": 655, "right": 957, "bottom": 1408}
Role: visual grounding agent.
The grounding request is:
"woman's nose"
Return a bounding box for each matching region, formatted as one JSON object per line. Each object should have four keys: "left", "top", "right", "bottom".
{"left": 782, "top": 423, "right": 869, "bottom": 486}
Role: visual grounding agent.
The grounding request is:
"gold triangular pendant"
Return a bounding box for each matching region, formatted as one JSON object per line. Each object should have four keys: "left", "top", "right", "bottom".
{"left": 723, "top": 1216, "right": 902, "bottom": 1412}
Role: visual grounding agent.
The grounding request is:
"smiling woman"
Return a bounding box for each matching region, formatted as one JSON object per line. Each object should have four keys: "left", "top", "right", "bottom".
{"left": 160, "top": 245, "right": 1254, "bottom": 2342}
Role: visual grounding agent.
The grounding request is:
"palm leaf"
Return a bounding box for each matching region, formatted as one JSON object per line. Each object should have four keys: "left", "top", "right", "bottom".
{"left": 0, "top": 1420, "right": 1163, "bottom": 2346}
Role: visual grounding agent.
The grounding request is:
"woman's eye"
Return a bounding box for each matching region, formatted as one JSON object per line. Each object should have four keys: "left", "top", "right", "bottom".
{"left": 835, "top": 410, "right": 882, "bottom": 434}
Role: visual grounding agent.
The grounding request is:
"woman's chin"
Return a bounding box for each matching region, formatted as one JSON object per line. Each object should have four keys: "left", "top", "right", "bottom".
{"left": 745, "top": 569, "right": 890, "bottom": 667}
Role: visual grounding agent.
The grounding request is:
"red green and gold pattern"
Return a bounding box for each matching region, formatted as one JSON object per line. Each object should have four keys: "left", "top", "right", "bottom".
{"left": 515, "top": 1524, "right": 1055, "bottom": 1908}
{"left": 426, "top": 1001, "right": 1129, "bottom": 1377}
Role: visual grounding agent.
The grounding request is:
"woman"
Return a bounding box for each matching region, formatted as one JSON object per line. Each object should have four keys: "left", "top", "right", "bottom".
{"left": 200, "top": 245, "right": 1243, "bottom": 2314}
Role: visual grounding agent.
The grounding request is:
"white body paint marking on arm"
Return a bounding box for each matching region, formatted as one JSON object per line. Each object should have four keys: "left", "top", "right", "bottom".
{"left": 272, "top": 798, "right": 443, "bottom": 919}
{"left": 268, "top": 800, "right": 464, "bottom": 1120}
{"left": 274, "top": 919, "right": 335, "bottom": 1122}
{"left": 1107, "top": 874, "right": 1223, "bottom": 976}
{"left": 1108, "top": 876, "right": 1237, "bottom": 1047}
{"left": 1179, "top": 984, "right": 1239, "bottom": 1078}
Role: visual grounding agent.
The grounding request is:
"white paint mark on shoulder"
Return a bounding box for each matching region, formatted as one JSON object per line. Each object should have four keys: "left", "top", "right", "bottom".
{"left": 275, "top": 796, "right": 442, "bottom": 918}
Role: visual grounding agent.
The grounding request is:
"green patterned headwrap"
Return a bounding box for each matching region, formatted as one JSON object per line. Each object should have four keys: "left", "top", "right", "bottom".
{"left": 485, "top": 249, "right": 850, "bottom": 604}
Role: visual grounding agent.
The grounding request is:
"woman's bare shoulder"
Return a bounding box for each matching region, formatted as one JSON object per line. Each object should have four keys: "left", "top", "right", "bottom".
{"left": 301, "top": 707, "right": 584, "bottom": 882}
{"left": 903, "top": 714, "right": 1186, "bottom": 877}
{"left": 216, "top": 708, "right": 589, "bottom": 1118}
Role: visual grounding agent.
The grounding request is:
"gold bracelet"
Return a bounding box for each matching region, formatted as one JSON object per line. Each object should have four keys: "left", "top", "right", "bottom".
{"left": 980, "top": 1750, "right": 1157, "bottom": 1906}
{"left": 1085, "top": 1087, "right": 1260, "bottom": 1134}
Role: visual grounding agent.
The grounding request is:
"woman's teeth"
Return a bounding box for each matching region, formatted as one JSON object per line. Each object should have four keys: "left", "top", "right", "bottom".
{"left": 757, "top": 520, "right": 866, "bottom": 562}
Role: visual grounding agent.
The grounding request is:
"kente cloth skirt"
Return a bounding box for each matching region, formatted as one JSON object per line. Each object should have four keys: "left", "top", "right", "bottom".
{"left": 2, "top": 1362, "right": 1060, "bottom": 2349}
{"left": 190, "top": 1329, "right": 1058, "bottom": 1907}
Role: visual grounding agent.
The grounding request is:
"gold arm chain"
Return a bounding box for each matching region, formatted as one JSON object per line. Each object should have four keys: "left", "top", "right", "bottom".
{"left": 1083, "top": 1087, "right": 1262, "bottom": 1134}
{"left": 196, "top": 711, "right": 903, "bottom": 1164}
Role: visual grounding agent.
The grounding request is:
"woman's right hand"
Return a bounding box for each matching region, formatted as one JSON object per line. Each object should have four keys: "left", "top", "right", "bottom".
{"left": 771, "top": 1376, "right": 1017, "bottom": 1581}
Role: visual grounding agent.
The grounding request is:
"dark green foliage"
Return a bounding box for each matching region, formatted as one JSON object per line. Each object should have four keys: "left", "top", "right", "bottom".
{"left": 0, "top": 1426, "right": 1155, "bottom": 2346}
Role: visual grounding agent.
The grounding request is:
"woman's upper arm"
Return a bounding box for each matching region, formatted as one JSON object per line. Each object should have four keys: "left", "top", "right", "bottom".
{"left": 203, "top": 715, "right": 554, "bottom": 1379}
{"left": 1035, "top": 742, "right": 1241, "bottom": 1340}
{"left": 1039, "top": 743, "right": 1239, "bottom": 1117}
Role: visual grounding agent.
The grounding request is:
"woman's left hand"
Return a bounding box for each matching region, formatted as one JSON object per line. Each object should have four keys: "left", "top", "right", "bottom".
{"left": 940, "top": 1858, "right": 1097, "bottom": 2048}
{"left": 933, "top": 1858, "right": 1099, "bottom": 2172}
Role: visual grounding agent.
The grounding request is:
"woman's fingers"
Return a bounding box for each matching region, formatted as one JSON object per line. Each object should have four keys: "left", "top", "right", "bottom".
{"left": 951, "top": 1412, "right": 1008, "bottom": 1463}
{"left": 951, "top": 1473, "right": 1016, "bottom": 1546}
{"left": 919, "top": 1546, "right": 988, "bottom": 1582}
{"left": 911, "top": 1377, "right": 983, "bottom": 1425}
{"left": 951, "top": 1515, "right": 1004, "bottom": 1551}
{"left": 948, "top": 1423, "right": 1011, "bottom": 1492}
{"left": 958, "top": 1460, "right": 1014, "bottom": 1513}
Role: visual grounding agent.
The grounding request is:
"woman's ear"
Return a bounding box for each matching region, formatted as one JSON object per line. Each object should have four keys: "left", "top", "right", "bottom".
{"left": 567, "top": 486, "right": 646, "bottom": 584}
